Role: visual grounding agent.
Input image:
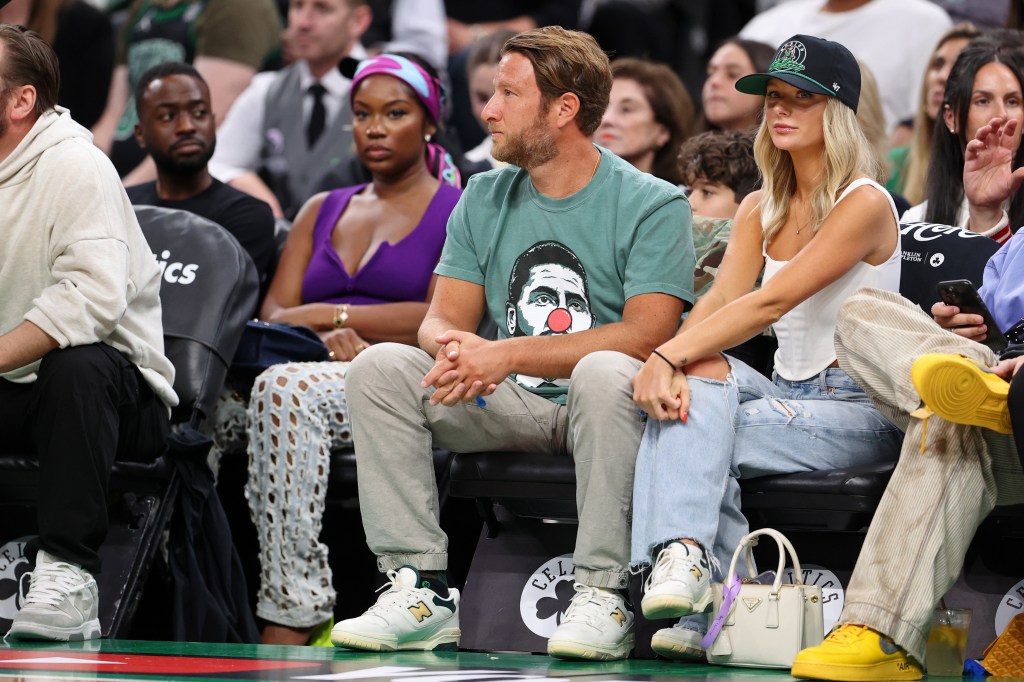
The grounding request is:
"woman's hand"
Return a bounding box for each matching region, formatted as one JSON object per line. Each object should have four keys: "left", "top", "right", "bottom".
{"left": 994, "top": 355, "right": 1024, "bottom": 380}
{"left": 319, "top": 328, "right": 372, "bottom": 361}
{"left": 633, "top": 354, "right": 689, "bottom": 421}
{"left": 964, "top": 117, "right": 1024, "bottom": 222}
{"left": 931, "top": 301, "right": 988, "bottom": 343}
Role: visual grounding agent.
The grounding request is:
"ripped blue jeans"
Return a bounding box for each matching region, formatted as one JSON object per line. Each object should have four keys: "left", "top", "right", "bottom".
{"left": 631, "top": 356, "right": 902, "bottom": 576}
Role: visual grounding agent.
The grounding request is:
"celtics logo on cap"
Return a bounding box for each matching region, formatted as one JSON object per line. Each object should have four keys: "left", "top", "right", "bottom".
{"left": 770, "top": 40, "right": 807, "bottom": 73}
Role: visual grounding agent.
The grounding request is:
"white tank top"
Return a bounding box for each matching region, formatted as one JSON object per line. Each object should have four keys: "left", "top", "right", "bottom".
{"left": 762, "top": 178, "right": 901, "bottom": 381}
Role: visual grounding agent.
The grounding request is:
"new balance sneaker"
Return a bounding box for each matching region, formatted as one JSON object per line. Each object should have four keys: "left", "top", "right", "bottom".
{"left": 547, "top": 584, "right": 634, "bottom": 661}
{"left": 651, "top": 618, "right": 707, "bottom": 661}
{"left": 641, "top": 541, "right": 711, "bottom": 620}
{"left": 911, "top": 353, "right": 1012, "bottom": 434}
{"left": 6, "top": 550, "right": 101, "bottom": 642}
{"left": 331, "top": 566, "right": 460, "bottom": 652}
{"left": 791, "top": 624, "right": 923, "bottom": 681}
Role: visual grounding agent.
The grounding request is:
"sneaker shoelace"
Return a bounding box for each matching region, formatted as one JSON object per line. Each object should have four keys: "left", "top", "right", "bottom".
{"left": 24, "top": 561, "right": 88, "bottom": 607}
{"left": 366, "top": 569, "right": 425, "bottom": 616}
{"left": 827, "top": 624, "right": 870, "bottom": 644}
{"left": 644, "top": 544, "right": 699, "bottom": 593}
{"left": 562, "top": 584, "right": 622, "bottom": 626}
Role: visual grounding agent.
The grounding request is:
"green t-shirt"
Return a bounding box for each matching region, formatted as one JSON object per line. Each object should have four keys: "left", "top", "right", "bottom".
{"left": 436, "top": 147, "right": 694, "bottom": 401}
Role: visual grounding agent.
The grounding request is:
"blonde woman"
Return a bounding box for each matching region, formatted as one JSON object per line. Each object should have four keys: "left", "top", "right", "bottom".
{"left": 627, "top": 34, "right": 904, "bottom": 662}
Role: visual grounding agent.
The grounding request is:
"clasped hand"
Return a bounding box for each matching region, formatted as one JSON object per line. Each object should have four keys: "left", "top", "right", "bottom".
{"left": 421, "top": 330, "right": 507, "bottom": 406}
{"left": 632, "top": 354, "right": 690, "bottom": 421}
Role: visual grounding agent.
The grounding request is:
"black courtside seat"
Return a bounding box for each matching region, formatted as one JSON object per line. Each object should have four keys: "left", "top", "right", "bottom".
{"left": 0, "top": 206, "right": 258, "bottom": 637}
{"left": 449, "top": 222, "right": 1012, "bottom": 535}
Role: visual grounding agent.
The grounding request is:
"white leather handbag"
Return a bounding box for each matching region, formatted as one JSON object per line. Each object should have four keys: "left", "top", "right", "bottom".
{"left": 701, "top": 528, "right": 824, "bottom": 669}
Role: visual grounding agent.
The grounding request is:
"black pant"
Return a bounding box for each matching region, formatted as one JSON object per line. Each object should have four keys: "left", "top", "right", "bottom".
{"left": 0, "top": 344, "right": 169, "bottom": 573}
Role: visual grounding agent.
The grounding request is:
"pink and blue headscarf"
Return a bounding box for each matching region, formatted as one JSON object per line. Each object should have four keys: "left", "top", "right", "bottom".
{"left": 350, "top": 54, "right": 460, "bottom": 187}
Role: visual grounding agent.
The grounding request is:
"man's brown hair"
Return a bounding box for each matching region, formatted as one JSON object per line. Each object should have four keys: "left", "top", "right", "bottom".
{"left": 679, "top": 130, "right": 760, "bottom": 201}
{"left": 501, "top": 26, "right": 611, "bottom": 136}
{"left": 0, "top": 24, "right": 60, "bottom": 118}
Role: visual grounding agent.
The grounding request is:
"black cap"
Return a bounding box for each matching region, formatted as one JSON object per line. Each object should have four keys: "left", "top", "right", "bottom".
{"left": 735, "top": 34, "right": 861, "bottom": 113}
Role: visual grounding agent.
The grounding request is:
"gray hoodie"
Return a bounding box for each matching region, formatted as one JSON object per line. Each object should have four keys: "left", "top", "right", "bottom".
{"left": 0, "top": 107, "right": 177, "bottom": 408}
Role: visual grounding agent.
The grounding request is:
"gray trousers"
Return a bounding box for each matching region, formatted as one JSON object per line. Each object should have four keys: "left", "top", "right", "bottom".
{"left": 346, "top": 344, "right": 645, "bottom": 589}
{"left": 834, "top": 288, "right": 1024, "bottom": 663}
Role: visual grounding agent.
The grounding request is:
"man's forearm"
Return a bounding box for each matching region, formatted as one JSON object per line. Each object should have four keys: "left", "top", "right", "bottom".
{"left": 0, "top": 321, "right": 60, "bottom": 373}
{"left": 419, "top": 315, "right": 461, "bottom": 357}
{"left": 496, "top": 319, "right": 671, "bottom": 379}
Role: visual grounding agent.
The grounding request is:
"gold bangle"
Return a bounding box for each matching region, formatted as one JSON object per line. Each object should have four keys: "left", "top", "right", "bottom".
{"left": 333, "top": 303, "right": 350, "bottom": 329}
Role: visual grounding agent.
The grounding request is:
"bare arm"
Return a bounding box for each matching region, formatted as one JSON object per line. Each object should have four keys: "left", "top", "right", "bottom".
{"left": 657, "top": 185, "right": 897, "bottom": 366}
{"left": 633, "top": 185, "right": 897, "bottom": 420}
{"left": 91, "top": 65, "right": 129, "bottom": 154}
{"left": 194, "top": 56, "right": 257, "bottom": 129}
{"left": 420, "top": 277, "right": 684, "bottom": 406}
{"left": 0, "top": 321, "right": 59, "bottom": 374}
{"left": 228, "top": 172, "right": 285, "bottom": 218}
{"left": 447, "top": 15, "right": 538, "bottom": 54}
{"left": 674, "top": 195, "right": 767, "bottom": 334}
{"left": 261, "top": 193, "right": 431, "bottom": 345}
{"left": 418, "top": 276, "right": 489, "bottom": 357}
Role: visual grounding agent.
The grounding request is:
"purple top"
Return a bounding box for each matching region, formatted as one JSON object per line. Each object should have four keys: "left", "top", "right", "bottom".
{"left": 301, "top": 183, "right": 461, "bottom": 305}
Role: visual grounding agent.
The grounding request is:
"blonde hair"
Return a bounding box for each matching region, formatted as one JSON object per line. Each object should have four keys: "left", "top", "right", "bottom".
{"left": 856, "top": 59, "right": 889, "bottom": 183}
{"left": 756, "top": 97, "right": 879, "bottom": 243}
{"left": 901, "top": 23, "right": 981, "bottom": 204}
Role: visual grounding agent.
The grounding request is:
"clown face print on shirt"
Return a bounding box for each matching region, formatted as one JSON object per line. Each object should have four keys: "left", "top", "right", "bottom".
{"left": 505, "top": 241, "right": 595, "bottom": 389}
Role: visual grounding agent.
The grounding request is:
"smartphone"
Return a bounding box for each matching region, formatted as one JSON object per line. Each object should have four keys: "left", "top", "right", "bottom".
{"left": 936, "top": 279, "right": 1008, "bottom": 352}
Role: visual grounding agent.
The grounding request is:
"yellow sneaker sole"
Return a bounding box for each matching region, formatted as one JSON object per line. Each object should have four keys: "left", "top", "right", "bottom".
{"left": 911, "top": 354, "right": 1012, "bottom": 434}
{"left": 791, "top": 658, "right": 923, "bottom": 681}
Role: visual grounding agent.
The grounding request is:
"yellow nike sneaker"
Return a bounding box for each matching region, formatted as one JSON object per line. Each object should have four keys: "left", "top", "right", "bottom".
{"left": 911, "top": 353, "right": 1012, "bottom": 434}
{"left": 791, "top": 625, "right": 923, "bottom": 681}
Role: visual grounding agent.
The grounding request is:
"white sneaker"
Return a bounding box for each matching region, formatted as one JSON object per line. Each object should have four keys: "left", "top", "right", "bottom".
{"left": 331, "top": 566, "right": 460, "bottom": 652}
{"left": 6, "top": 550, "right": 101, "bottom": 642}
{"left": 651, "top": 622, "right": 707, "bottom": 661}
{"left": 641, "top": 541, "right": 711, "bottom": 620}
{"left": 547, "top": 584, "right": 634, "bottom": 661}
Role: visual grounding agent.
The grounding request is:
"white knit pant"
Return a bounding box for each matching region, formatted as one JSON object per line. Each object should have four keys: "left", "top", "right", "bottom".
{"left": 243, "top": 361, "right": 354, "bottom": 628}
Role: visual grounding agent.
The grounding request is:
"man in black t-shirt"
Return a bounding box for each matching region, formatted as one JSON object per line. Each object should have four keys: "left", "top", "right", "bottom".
{"left": 126, "top": 62, "right": 276, "bottom": 295}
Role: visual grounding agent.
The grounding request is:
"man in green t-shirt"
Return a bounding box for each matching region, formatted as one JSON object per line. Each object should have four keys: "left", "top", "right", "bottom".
{"left": 335, "top": 27, "right": 695, "bottom": 661}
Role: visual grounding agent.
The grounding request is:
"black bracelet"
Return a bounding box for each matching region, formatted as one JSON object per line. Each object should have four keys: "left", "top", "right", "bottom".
{"left": 651, "top": 349, "right": 678, "bottom": 371}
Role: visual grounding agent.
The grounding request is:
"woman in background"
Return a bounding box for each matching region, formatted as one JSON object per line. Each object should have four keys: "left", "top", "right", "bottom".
{"left": 697, "top": 37, "right": 776, "bottom": 133}
{"left": 888, "top": 24, "right": 980, "bottom": 204}
{"left": 903, "top": 37, "right": 1024, "bottom": 243}
{"left": 595, "top": 57, "right": 694, "bottom": 185}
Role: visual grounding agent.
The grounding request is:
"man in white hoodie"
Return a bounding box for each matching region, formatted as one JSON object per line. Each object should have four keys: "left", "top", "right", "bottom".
{"left": 0, "top": 24, "right": 177, "bottom": 642}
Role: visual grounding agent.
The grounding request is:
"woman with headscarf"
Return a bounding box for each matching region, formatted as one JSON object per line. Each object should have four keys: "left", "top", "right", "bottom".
{"left": 243, "top": 53, "right": 462, "bottom": 646}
